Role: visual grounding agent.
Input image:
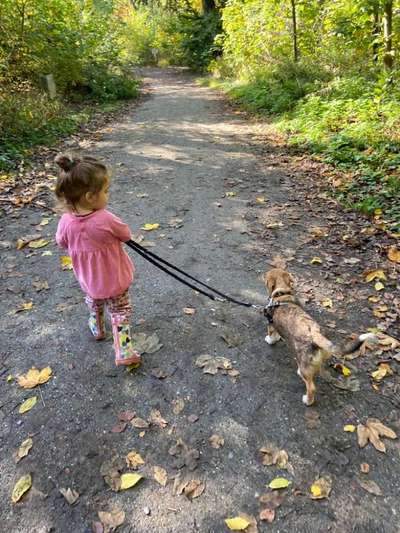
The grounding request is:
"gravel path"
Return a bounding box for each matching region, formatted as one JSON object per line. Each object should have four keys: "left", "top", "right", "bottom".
{"left": 1, "top": 68, "right": 399, "bottom": 533}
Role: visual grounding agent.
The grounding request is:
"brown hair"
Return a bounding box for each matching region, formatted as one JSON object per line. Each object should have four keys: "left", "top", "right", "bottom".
{"left": 54, "top": 153, "right": 108, "bottom": 210}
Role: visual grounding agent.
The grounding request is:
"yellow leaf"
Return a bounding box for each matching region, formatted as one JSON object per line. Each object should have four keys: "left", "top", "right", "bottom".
{"left": 20, "top": 302, "right": 33, "bottom": 311}
{"left": 344, "top": 424, "right": 356, "bottom": 432}
{"left": 11, "top": 474, "right": 32, "bottom": 503}
{"left": 310, "top": 257, "right": 322, "bottom": 265}
{"left": 42, "top": 250, "right": 53, "bottom": 256}
{"left": 310, "top": 484, "right": 322, "bottom": 498}
{"left": 374, "top": 208, "right": 382, "bottom": 216}
{"left": 28, "top": 239, "right": 49, "bottom": 249}
{"left": 119, "top": 472, "right": 142, "bottom": 490}
{"left": 256, "top": 197, "right": 265, "bottom": 203}
{"left": 321, "top": 298, "right": 333, "bottom": 309}
{"left": 388, "top": 246, "right": 400, "bottom": 263}
{"left": 141, "top": 223, "right": 160, "bottom": 231}
{"left": 374, "top": 281, "right": 385, "bottom": 291}
{"left": 364, "top": 269, "right": 386, "bottom": 283}
{"left": 368, "top": 295, "right": 380, "bottom": 303}
{"left": 19, "top": 396, "right": 37, "bottom": 414}
{"left": 60, "top": 256, "right": 73, "bottom": 270}
{"left": 18, "top": 367, "right": 52, "bottom": 389}
{"left": 342, "top": 365, "right": 351, "bottom": 377}
{"left": 371, "top": 363, "right": 392, "bottom": 381}
{"left": 7, "top": 375, "right": 13, "bottom": 383}
{"left": 268, "top": 477, "right": 291, "bottom": 490}
{"left": 225, "top": 191, "right": 236, "bottom": 197}
{"left": 224, "top": 516, "right": 250, "bottom": 530}
{"left": 39, "top": 218, "right": 50, "bottom": 226}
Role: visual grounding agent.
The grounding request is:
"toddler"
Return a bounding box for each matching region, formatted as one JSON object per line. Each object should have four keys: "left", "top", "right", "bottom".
{"left": 54, "top": 153, "right": 141, "bottom": 366}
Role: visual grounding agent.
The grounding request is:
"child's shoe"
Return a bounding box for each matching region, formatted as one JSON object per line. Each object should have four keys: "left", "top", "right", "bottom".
{"left": 88, "top": 307, "right": 106, "bottom": 340}
{"left": 112, "top": 321, "right": 141, "bottom": 366}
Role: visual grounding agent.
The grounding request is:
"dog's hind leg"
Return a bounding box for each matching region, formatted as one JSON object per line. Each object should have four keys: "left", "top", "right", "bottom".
{"left": 297, "top": 366, "right": 317, "bottom": 406}
{"left": 265, "top": 325, "right": 281, "bottom": 345}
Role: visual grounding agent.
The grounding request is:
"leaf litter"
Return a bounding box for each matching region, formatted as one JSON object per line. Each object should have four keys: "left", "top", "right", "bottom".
{"left": 14, "top": 438, "right": 33, "bottom": 463}
{"left": 357, "top": 418, "right": 397, "bottom": 452}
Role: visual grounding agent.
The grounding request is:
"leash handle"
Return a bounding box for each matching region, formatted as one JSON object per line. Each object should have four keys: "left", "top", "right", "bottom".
{"left": 125, "top": 239, "right": 254, "bottom": 308}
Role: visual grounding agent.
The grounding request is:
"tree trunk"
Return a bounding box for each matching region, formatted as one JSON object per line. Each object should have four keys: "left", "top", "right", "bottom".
{"left": 372, "top": 4, "right": 380, "bottom": 63}
{"left": 290, "top": 0, "right": 299, "bottom": 62}
{"left": 383, "top": 0, "right": 393, "bottom": 69}
{"left": 202, "top": 0, "right": 216, "bottom": 12}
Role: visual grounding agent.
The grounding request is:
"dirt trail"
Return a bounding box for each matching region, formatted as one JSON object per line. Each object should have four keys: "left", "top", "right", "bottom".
{"left": 1, "top": 68, "right": 399, "bottom": 533}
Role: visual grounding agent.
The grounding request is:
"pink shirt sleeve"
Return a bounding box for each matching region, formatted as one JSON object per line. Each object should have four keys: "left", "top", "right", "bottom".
{"left": 55, "top": 215, "right": 69, "bottom": 249}
{"left": 104, "top": 211, "right": 132, "bottom": 242}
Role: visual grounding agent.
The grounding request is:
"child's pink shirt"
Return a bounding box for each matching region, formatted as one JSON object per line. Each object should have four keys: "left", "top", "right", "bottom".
{"left": 56, "top": 209, "right": 134, "bottom": 299}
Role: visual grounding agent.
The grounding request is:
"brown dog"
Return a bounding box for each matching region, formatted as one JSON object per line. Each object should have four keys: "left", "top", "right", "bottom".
{"left": 264, "top": 268, "right": 373, "bottom": 406}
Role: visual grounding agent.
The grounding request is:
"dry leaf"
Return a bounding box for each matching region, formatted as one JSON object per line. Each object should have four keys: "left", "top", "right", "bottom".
{"left": 15, "top": 438, "right": 33, "bottom": 463}
{"left": 111, "top": 422, "right": 127, "bottom": 433}
{"left": 59, "top": 487, "right": 79, "bottom": 505}
{"left": 195, "top": 354, "right": 232, "bottom": 375}
{"left": 172, "top": 398, "right": 185, "bottom": 415}
{"left": 131, "top": 417, "right": 149, "bottom": 429}
{"left": 360, "top": 463, "right": 370, "bottom": 474}
{"left": 374, "top": 281, "right": 385, "bottom": 291}
{"left": 11, "top": 473, "right": 32, "bottom": 503}
{"left": 388, "top": 246, "right": 400, "bottom": 263}
{"left": 183, "top": 307, "right": 196, "bottom": 315}
{"left": 28, "top": 238, "right": 49, "bottom": 249}
{"left": 268, "top": 477, "right": 291, "bottom": 490}
{"left": 310, "top": 476, "right": 332, "bottom": 499}
{"left": 150, "top": 367, "right": 168, "bottom": 379}
{"left": 126, "top": 451, "right": 145, "bottom": 469}
{"left": 17, "top": 367, "right": 52, "bottom": 389}
{"left": 259, "top": 491, "right": 284, "bottom": 509}
{"left": 19, "top": 396, "right": 37, "bottom": 414}
{"left": 225, "top": 191, "right": 236, "bottom": 197}
{"left": 120, "top": 472, "right": 142, "bottom": 490}
{"left": 343, "top": 424, "right": 356, "bottom": 433}
{"left": 260, "top": 508, "right": 275, "bottom": 522}
{"left": 130, "top": 332, "right": 162, "bottom": 354}
{"left": 364, "top": 269, "right": 386, "bottom": 282}
{"left": 357, "top": 418, "right": 397, "bottom": 452}
{"left": 358, "top": 479, "right": 383, "bottom": 496}
{"left": 149, "top": 409, "right": 168, "bottom": 428}
{"left": 260, "top": 444, "right": 288, "bottom": 468}
{"left": 256, "top": 197, "right": 266, "bottom": 203}
{"left": 60, "top": 256, "right": 73, "bottom": 270}
{"left": 118, "top": 410, "right": 135, "bottom": 422}
{"left": 183, "top": 479, "right": 205, "bottom": 499}
{"left": 310, "top": 256, "right": 322, "bottom": 265}
{"left": 98, "top": 507, "right": 125, "bottom": 531}
{"left": 321, "top": 298, "right": 333, "bottom": 309}
{"left": 33, "top": 279, "right": 49, "bottom": 291}
{"left": 153, "top": 466, "right": 168, "bottom": 486}
{"left": 334, "top": 363, "right": 351, "bottom": 377}
{"left": 209, "top": 434, "right": 224, "bottom": 449}
{"left": 16, "top": 302, "right": 33, "bottom": 312}
{"left": 371, "top": 362, "right": 393, "bottom": 381}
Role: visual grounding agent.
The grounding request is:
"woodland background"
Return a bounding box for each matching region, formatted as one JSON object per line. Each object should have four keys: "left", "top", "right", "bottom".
{"left": 1, "top": 0, "right": 399, "bottom": 229}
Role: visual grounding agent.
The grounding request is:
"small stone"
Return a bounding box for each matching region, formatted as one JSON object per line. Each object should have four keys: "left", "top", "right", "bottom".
{"left": 188, "top": 414, "right": 199, "bottom": 423}
{"left": 143, "top": 506, "right": 151, "bottom": 515}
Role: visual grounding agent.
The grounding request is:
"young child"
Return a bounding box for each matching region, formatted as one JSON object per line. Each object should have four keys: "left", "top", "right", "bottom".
{"left": 54, "top": 153, "right": 141, "bottom": 366}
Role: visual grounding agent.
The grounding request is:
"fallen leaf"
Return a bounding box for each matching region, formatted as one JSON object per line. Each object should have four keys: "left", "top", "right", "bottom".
{"left": 374, "top": 281, "right": 385, "bottom": 291}
{"left": 126, "top": 451, "right": 145, "bottom": 469}
{"left": 17, "top": 367, "right": 52, "bottom": 389}
{"left": 7, "top": 375, "right": 13, "bottom": 383}
{"left": 225, "top": 516, "right": 250, "bottom": 530}
{"left": 59, "top": 487, "right": 79, "bottom": 505}
{"left": 98, "top": 506, "right": 125, "bottom": 531}
{"left": 357, "top": 418, "right": 397, "bottom": 452}
{"left": 32, "top": 279, "right": 49, "bottom": 291}
{"left": 209, "top": 434, "right": 224, "bottom": 449}
{"left": 172, "top": 398, "right": 185, "bottom": 415}
{"left": 131, "top": 332, "right": 162, "bottom": 354}
{"left": 153, "top": 466, "right": 168, "bottom": 486}
{"left": 334, "top": 363, "right": 351, "bottom": 377}
{"left": 225, "top": 191, "right": 236, "bottom": 197}
{"left": 388, "top": 246, "right": 400, "bottom": 263}
{"left": 120, "top": 472, "right": 142, "bottom": 490}
{"left": 14, "top": 438, "right": 33, "bottom": 463}
{"left": 371, "top": 362, "right": 393, "bottom": 381}
{"left": 195, "top": 354, "right": 233, "bottom": 375}
{"left": 131, "top": 417, "right": 149, "bottom": 429}
{"left": 364, "top": 269, "right": 386, "bottom": 283}
{"left": 310, "top": 256, "right": 322, "bottom": 265}
{"left": 100, "top": 457, "right": 124, "bottom": 491}
{"left": 39, "top": 218, "right": 49, "bottom": 226}
{"left": 16, "top": 302, "right": 33, "bottom": 312}
{"left": 343, "top": 424, "right": 356, "bottom": 432}
{"left": 260, "top": 508, "right": 275, "bottom": 522}
{"left": 111, "top": 422, "right": 127, "bottom": 433}
{"left": 150, "top": 367, "right": 168, "bottom": 379}
{"left": 118, "top": 410, "right": 135, "bottom": 422}
{"left": 141, "top": 223, "right": 160, "bottom": 231}
{"left": 183, "top": 307, "right": 195, "bottom": 315}
{"left": 260, "top": 444, "right": 288, "bottom": 468}
{"left": 360, "top": 463, "right": 370, "bottom": 474}
{"left": 149, "top": 409, "right": 168, "bottom": 428}
{"left": 259, "top": 491, "right": 285, "bottom": 508}
{"left": 60, "top": 256, "right": 73, "bottom": 270}
{"left": 265, "top": 221, "right": 283, "bottom": 229}
{"left": 19, "top": 396, "right": 37, "bottom": 414}
{"left": 183, "top": 479, "right": 205, "bottom": 499}
{"left": 11, "top": 473, "right": 32, "bottom": 503}
{"left": 309, "top": 226, "right": 328, "bottom": 238}
{"left": 268, "top": 477, "right": 291, "bottom": 490}
{"left": 221, "top": 331, "right": 241, "bottom": 347}
{"left": 358, "top": 479, "right": 383, "bottom": 496}
{"left": 256, "top": 197, "right": 266, "bottom": 203}
{"left": 321, "top": 298, "right": 333, "bottom": 309}
{"left": 310, "top": 476, "right": 332, "bottom": 499}
{"left": 28, "top": 239, "right": 49, "bottom": 249}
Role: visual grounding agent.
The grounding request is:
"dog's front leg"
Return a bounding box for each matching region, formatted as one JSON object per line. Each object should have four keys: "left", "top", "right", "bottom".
{"left": 265, "top": 325, "right": 281, "bottom": 345}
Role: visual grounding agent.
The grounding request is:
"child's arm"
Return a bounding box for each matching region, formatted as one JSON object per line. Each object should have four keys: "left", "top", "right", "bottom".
{"left": 55, "top": 217, "right": 69, "bottom": 249}
{"left": 106, "top": 211, "right": 132, "bottom": 242}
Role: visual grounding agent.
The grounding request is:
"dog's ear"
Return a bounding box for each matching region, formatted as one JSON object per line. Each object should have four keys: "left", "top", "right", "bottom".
{"left": 284, "top": 271, "right": 295, "bottom": 289}
{"left": 264, "top": 271, "right": 276, "bottom": 295}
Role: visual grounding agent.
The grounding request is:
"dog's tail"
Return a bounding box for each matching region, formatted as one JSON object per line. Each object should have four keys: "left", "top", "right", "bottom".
{"left": 332, "top": 332, "right": 376, "bottom": 357}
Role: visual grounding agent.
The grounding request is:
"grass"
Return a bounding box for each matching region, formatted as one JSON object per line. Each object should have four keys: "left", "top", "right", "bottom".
{"left": 200, "top": 71, "right": 400, "bottom": 232}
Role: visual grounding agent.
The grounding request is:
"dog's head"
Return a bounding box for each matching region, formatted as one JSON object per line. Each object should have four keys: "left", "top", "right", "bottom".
{"left": 264, "top": 268, "right": 294, "bottom": 298}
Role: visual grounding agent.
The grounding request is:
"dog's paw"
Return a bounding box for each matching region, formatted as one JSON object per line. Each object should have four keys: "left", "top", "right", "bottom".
{"left": 302, "top": 394, "right": 314, "bottom": 406}
{"left": 265, "top": 335, "right": 274, "bottom": 345}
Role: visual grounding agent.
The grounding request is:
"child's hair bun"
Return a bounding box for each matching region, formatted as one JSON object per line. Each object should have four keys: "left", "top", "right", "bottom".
{"left": 55, "top": 153, "right": 81, "bottom": 172}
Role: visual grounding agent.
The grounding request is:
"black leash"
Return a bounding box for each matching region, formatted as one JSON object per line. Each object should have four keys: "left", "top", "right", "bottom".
{"left": 125, "top": 239, "right": 261, "bottom": 309}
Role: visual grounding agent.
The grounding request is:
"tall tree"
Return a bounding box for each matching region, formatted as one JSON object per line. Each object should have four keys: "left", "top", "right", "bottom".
{"left": 290, "top": 0, "right": 299, "bottom": 62}
{"left": 383, "top": 0, "right": 393, "bottom": 69}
